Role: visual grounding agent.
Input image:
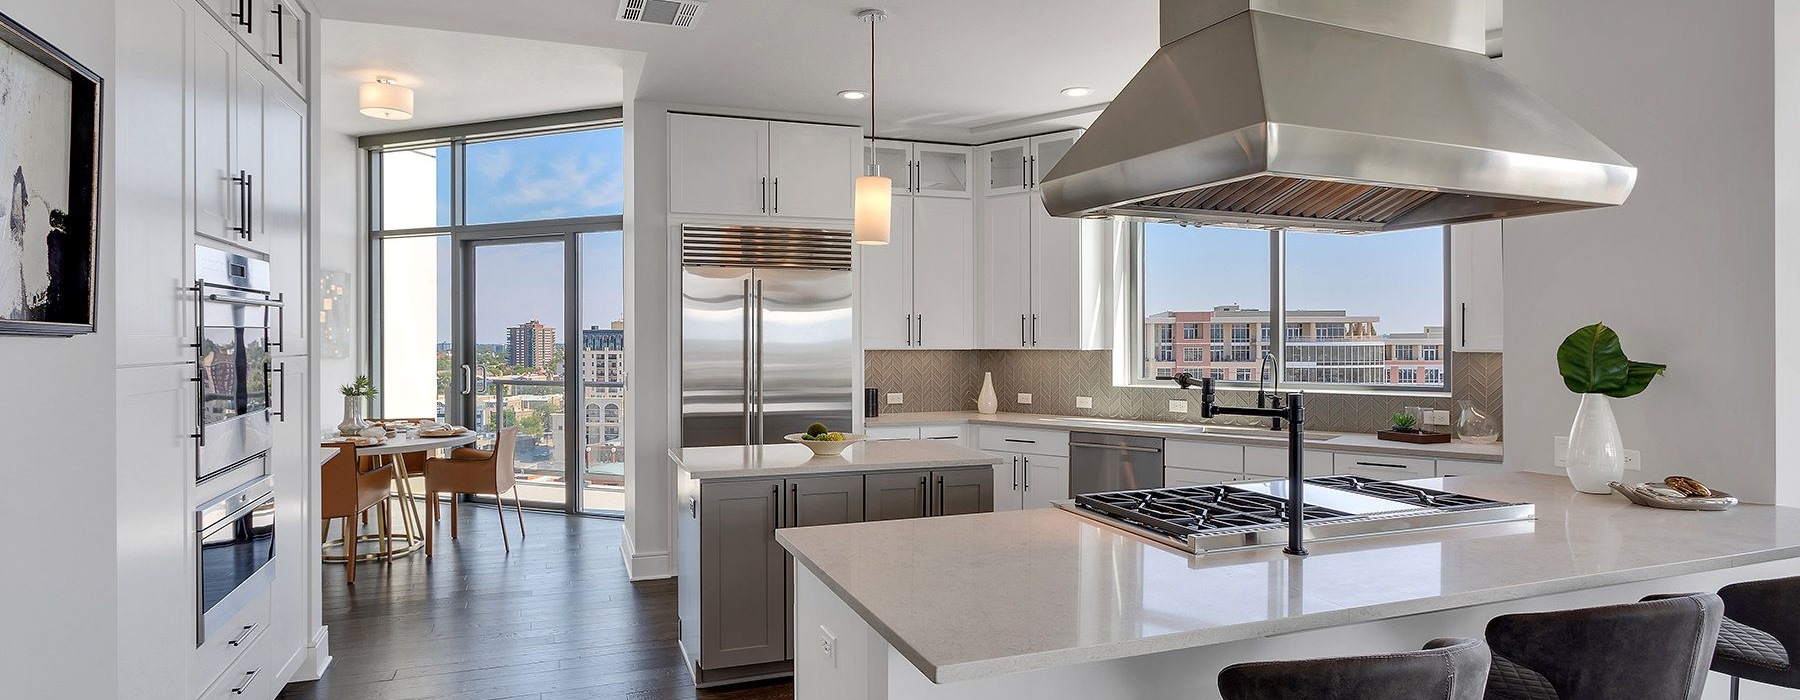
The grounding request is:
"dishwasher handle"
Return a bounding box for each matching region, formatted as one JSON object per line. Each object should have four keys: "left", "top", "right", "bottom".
{"left": 1069, "top": 442, "right": 1163, "bottom": 453}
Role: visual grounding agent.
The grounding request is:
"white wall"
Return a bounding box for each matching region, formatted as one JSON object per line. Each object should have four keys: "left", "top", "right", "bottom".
{"left": 0, "top": 1, "right": 119, "bottom": 698}
{"left": 316, "top": 131, "right": 363, "bottom": 421}
{"left": 1502, "top": 0, "right": 1790, "bottom": 501}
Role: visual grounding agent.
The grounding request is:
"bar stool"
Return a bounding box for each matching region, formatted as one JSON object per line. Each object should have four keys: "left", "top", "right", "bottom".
{"left": 1655, "top": 576, "right": 1800, "bottom": 699}
{"left": 1482, "top": 594, "right": 1723, "bottom": 700}
{"left": 1218, "top": 638, "right": 1490, "bottom": 700}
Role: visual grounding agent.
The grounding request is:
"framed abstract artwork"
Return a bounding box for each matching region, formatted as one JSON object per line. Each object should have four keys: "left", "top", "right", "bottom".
{"left": 0, "top": 11, "right": 101, "bottom": 336}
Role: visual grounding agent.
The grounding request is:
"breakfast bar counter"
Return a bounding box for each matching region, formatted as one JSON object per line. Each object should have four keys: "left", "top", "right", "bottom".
{"left": 779, "top": 472, "right": 1800, "bottom": 699}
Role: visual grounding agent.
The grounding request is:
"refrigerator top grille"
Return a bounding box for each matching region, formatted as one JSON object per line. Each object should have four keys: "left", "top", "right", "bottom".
{"left": 681, "top": 225, "right": 852, "bottom": 270}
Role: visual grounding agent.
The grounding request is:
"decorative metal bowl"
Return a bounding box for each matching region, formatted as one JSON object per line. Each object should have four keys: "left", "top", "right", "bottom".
{"left": 1610, "top": 482, "right": 1738, "bottom": 511}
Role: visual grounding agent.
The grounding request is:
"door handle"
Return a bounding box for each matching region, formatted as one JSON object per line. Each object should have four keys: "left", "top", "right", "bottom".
{"left": 905, "top": 313, "right": 912, "bottom": 347}
{"left": 1460, "top": 302, "right": 1468, "bottom": 349}
{"left": 773, "top": 177, "right": 780, "bottom": 214}
{"left": 916, "top": 313, "right": 923, "bottom": 347}
{"left": 1031, "top": 314, "right": 1038, "bottom": 346}
{"left": 791, "top": 482, "right": 799, "bottom": 527}
{"left": 231, "top": 0, "right": 252, "bottom": 31}
{"left": 269, "top": 362, "right": 286, "bottom": 421}
{"left": 771, "top": 483, "right": 781, "bottom": 527}
{"left": 231, "top": 171, "right": 250, "bottom": 238}
{"left": 1029, "top": 155, "right": 1037, "bottom": 188}
{"left": 760, "top": 176, "right": 767, "bottom": 213}
{"left": 743, "top": 279, "right": 753, "bottom": 445}
{"left": 1012, "top": 456, "right": 1019, "bottom": 490}
{"left": 754, "top": 279, "right": 766, "bottom": 441}
{"left": 1069, "top": 442, "right": 1161, "bottom": 453}
{"left": 460, "top": 364, "right": 473, "bottom": 396}
{"left": 1023, "top": 456, "right": 1031, "bottom": 491}
{"left": 1020, "top": 314, "right": 1027, "bottom": 347}
{"left": 919, "top": 475, "right": 928, "bottom": 517}
{"left": 244, "top": 173, "right": 254, "bottom": 241}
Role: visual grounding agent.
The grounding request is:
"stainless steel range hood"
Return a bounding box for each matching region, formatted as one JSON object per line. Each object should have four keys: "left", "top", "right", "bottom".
{"left": 1039, "top": 0, "right": 1637, "bottom": 233}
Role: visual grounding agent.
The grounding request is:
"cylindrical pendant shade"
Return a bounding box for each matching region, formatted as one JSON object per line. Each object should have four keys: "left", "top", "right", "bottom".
{"left": 854, "top": 175, "right": 892, "bottom": 245}
{"left": 359, "top": 79, "right": 414, "bottom": 120}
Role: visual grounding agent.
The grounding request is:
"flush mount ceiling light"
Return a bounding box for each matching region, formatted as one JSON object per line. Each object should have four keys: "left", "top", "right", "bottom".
{"left": 359, "top": 76, "right": 414, "bottom": 120}
{"left": 1060, "top": 86, "right": 1094, "bottom": 98}
{"left": 839, "top": 89, "right": 868, "bottom": 100}
{"left": 853, "top": 8, "right": 891, "bottom": 246}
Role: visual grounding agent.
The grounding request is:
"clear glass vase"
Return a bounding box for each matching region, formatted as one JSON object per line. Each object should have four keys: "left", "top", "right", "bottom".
{"left": 1456, "top": 399, "right": 1499, "bottom": 444}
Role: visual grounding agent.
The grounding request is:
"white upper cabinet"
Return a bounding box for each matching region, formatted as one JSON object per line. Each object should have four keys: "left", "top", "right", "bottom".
{"left": 116, "top": 0, "right": 197, "bottom": 366}
{"left": 670, "top": 113, "right": 769, "bottom": 217}
{"left": 866, "top": 140, "right": 972, "bottom": 198}
{"left": 1029, "top": 132, "right": 1079, "bottom": 187}
{"left": 232, "top": 43, "right": 269, "bottom": 254}
{"left": 193, "top": 18, "right": 236, "bottom": 245}
{"left": 910, "top": 197, "right": 975, "bottom": 348}
{"left": 1028, "top": 202, "right": 1081, "bottom": 348}
{"left": 978, "top": 191, "right": 1034, "bottom": 348}
{"left": 984, "top": 140, "right": 1030, "bottom": 196}
{"left": 858, "top": 184, "right": 975, "bottom": 349}
{"left": 264, "top": 0, "right": 306, "bottom": 95}
{"left": 1452, "top": 220, "right": 1504, "bottom": 352}
{"left": 670, "top": 114, "right": 859, "bottom": 221}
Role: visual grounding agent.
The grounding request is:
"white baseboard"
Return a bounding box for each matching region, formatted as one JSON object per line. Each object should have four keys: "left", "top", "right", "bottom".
{"left": 620, "top": 526, "right": 673, "bottom": 580}
{"left": 287, "top": 626, "right": 332, "bottom": 683}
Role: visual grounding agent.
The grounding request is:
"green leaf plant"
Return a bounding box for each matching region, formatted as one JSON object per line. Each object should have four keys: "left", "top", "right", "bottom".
{"left": 1556, "top": 323, "right": 1666, "bottom": 399}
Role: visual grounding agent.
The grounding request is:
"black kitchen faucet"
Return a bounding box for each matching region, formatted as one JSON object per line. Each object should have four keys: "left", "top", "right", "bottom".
{"left": 1174, "top": 372, "right": 1309, "bottom": 556}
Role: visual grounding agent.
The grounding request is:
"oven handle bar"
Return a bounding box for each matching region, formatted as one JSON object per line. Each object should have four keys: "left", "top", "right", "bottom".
{"left": 205, "top": 293, "right": 284, "bottom": 308}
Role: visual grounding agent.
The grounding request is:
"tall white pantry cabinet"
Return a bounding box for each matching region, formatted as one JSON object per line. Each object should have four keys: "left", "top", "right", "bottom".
{"left": 115, "top": 1, "right": 320, "bottom": 699}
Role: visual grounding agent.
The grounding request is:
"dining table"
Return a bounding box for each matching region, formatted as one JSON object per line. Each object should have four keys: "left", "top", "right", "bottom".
{"left": 325, "top": 430, "right": 479, "bottom": 560}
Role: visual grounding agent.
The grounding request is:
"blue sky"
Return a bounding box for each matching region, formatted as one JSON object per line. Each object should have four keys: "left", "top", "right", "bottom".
{"left": 420, "top": 128, "right": 626, "bottom": 344}
{"left": 1143, "top": 223, "right": 1444, "bottom": 335}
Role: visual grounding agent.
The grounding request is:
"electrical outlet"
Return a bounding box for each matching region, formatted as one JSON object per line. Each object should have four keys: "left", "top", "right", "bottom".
{"left": 1169, "top": 399, "right": 1189, "bottom": 414}
{"left": 818, "top": 626, "right": 837, "bottom": 668}
{"left": 1075, "top": 395, "right": 1094, "bottom": 409}
{"left": 886, "top": 392, "right": 904, "bottom": 405}
{"left": 1426, "top": 410, "right": 1451, "bottom": 426}
{"left": 1554, "top": 437, "right": 1642, "bottom": 471}
{"left": 1017, "top": 393, "right": 1033, "bottom": 405}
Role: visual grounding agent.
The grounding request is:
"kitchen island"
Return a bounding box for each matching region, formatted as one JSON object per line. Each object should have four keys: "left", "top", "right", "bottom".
{"left": 673, "top": 440, "right": 1003, "bottom": 686}
{"left": 779, "top": 472, "right": 1800, "bottom": 700}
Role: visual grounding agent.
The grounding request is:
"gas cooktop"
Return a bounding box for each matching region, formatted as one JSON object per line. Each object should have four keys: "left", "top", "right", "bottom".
{"left": 1058, "top": 475, "right": 1535, "bottom": 554}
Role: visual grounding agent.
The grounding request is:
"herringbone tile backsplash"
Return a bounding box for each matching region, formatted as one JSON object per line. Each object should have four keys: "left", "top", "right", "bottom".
{"left": 866, "top": 350, "right": 1503, "bottom": 438}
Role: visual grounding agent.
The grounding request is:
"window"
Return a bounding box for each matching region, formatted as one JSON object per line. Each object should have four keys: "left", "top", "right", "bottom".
{"left": 1132, "top": 222, "right": 1448, "bottom": 391}
{"left": 1399, "top": 368, "right": 1419, "bottom": 383}
{"left": 465, "top": 128, "right": 625, "bottom": 225}
{"left": 1182, "top": 347, "right": 1204, "bottom": 362}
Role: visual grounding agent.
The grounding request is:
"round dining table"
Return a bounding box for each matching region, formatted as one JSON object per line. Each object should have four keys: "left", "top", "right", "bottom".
{"left": 330, "top": 431, "right": 479, "bottom": 559}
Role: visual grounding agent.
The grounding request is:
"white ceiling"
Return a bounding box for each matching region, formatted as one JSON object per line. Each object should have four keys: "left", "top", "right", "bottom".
{"left": 311, "top": 0, "right": 1162, "bottom": 143}
{"left": 319, "top": 19, "right": 632, "bottom": 137}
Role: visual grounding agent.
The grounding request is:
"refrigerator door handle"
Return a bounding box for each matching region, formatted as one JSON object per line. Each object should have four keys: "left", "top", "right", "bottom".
{"left": 754, "top": 278, "right": 766, "bottom": 442}
{"left": 743, "top": 278, "right": 754, "bottom": 446}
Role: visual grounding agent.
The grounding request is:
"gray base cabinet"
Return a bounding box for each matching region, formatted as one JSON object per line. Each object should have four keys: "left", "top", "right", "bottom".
{"left": 684, "top": 465, "right": 992, "bottom": 683}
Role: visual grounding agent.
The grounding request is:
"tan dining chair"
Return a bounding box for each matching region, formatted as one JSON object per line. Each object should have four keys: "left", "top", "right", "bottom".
{"left": 423, "top": 427, "right": 525, "bottom": 555}
{"left": 320, "top": 442, "right": 396, "bottom": 584}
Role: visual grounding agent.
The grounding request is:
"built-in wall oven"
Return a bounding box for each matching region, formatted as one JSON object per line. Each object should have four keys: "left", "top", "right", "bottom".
{"left": 193, "top": 246, "right": 284, "bottom": 482}
{"left": 196, "top": 475, "right": 276, "bottom": 644}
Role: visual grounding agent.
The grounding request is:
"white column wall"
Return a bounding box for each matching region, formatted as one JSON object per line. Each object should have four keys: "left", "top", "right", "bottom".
{"left": 1501, "top": 0, "right": 1789, "bottom": 502}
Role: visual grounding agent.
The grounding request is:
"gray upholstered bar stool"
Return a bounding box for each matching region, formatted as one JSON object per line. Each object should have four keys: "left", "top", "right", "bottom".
{"left": 1218, "top": 637, "right": 1491, "bottom": 700}
{"left": 1482, "top": 594, "right": 1724, "bottom": 700}
{"left": 1654, "top": 576, "right": 1800, "bottom": 699}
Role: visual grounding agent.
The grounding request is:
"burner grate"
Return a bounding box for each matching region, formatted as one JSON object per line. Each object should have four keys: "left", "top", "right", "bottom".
{"left": 1306, "top": 475, "right": 1506, "bottom": 510}
{"left": 1074, "top": 485, "right": 1354, "bottom": 540}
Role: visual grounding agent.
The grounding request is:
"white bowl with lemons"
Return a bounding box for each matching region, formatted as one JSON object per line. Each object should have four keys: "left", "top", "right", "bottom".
{"left": 785, "top": 426, "right": 865, "bottom": 456}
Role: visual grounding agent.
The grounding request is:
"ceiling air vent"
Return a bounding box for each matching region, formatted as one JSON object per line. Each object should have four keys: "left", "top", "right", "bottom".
{"left": 617, "top": 0, "right": 705, "bottom": 28}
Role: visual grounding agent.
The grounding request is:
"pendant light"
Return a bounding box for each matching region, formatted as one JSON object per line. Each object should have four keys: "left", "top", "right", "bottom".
{"left": 853, "top": 9, "right": 891, "bottom": 246}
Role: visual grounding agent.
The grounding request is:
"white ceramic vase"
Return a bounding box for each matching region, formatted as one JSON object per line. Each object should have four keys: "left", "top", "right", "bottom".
{"left": 338, "top": 394, "right": 368, "bottom": 436}
{"left": 1565, "top": 393, "right": 1624, "bottom": 494}
{"left": 976, "top": 372, "right": 998, "bottom": 414}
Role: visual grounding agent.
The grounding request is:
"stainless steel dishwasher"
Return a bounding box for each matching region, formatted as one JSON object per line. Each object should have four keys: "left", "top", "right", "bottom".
{"left": 1068, "top": 432, "right": 1164, "bottom": 494}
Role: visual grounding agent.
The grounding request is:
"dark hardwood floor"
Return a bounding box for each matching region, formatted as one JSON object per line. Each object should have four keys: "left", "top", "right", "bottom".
{"left": 278, "top": 504, "right": 793, "bottom": 700}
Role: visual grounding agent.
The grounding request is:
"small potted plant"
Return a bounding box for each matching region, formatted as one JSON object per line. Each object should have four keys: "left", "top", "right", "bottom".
{"left": 1558, "top": 322, "right": 1665, "bottom": 493}
{"left": 1379, "top": 409, "right": 1451, "bottom": 444}
{"left": 337, "top": 375, "right": 378, "bottom": 436}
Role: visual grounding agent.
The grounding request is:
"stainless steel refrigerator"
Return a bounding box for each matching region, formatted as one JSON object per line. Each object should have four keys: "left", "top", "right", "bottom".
{"left": 680, "top": 225, "right": 854, "bottom": 448}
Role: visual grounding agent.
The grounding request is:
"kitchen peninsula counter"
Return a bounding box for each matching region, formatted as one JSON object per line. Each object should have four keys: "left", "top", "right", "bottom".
{"left": 779, "top": 472, "right": 1800, "bottom": 699}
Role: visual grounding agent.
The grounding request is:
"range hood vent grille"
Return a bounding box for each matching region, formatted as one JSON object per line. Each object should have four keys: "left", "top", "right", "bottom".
{"left": 1143, "top": 176, "right": 1443, "bottom": 229}
{"left": 617, "top": 0, "right": 706, "bottom": 28}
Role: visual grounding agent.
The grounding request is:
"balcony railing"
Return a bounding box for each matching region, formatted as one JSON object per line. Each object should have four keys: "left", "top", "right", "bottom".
{"left": 473, "top": 377, "right": 628, "bottom": 502}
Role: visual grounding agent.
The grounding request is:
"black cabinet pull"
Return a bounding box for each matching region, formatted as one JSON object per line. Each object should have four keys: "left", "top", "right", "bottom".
{"left": 773, "top": 177, "right": 780, "bottom": 213}
{"left": 790, "top": 482, "right": 798, "bottom": 527}
{"left": 919, "top": 475, "right": 928, "bottom": 517}
{"left": 244, "top": 173, "right": 254, "bottom": 240}
{"left": 231, "top": 171, "right": 250, "bottom": 237}
{"left": 270, "top": 4, "right": 285, "bottom": 64}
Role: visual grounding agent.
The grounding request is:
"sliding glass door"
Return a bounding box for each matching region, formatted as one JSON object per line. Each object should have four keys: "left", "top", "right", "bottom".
{"left": 468, "top": 236, "right": 571, "bottom": 508}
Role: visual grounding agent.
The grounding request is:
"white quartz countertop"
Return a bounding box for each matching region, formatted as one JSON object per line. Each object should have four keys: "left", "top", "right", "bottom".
{"left": 671, "top": 440, "right": 1002, "bottom": 481}
{"left": 868, "top": 410, "right": 1504, "bottom": 462}
{"left": 777, "top": 472, "right": 1800, "bottom": 683}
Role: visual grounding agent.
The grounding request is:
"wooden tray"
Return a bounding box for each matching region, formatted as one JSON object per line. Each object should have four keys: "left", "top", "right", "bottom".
{"left": 1377, "top": 429, "right": 1452, "bottom": 444}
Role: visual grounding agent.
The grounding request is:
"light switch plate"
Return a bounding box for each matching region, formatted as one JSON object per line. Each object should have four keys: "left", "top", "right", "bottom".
{"left": 1425, "top": 409, "right": 1451, "bottom": 426}
{"left": 818, "top": 626, "right": 837, "bottom": 668}
{"left": 1169, "top": 399, "right": 1189, "bottom": 414}
{"left": 1016, "top": 393, "right": 1033, "bottom": 405}
{"left": 1075, "top": 396, "right": 1094, "bottom": 409}
{"left": 886, "top": 392, "right": 904, "bottom": 405}
{"left": 1554, "top": 436, "right": 1642, "bottom": 471}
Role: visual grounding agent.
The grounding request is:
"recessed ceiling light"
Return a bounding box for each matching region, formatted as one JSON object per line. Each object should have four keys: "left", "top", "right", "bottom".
{"left": 839, "top": 89, "right": 868, "bottom": 100}
{"left": 1060, "top": 86, "right": 1094, "bottom": 98}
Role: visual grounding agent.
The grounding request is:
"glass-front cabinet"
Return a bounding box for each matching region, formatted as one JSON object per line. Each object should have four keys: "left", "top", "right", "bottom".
{"left": 981, "top": 130, "right": 1084, "bottom": 196}
{"left": 865, "top": 140, "right": 972, "bottom": 198}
